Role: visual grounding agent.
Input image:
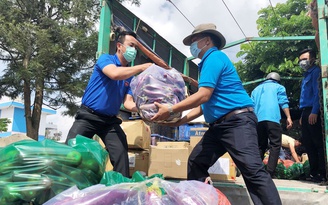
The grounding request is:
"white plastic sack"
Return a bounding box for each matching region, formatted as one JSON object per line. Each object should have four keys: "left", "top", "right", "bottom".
{"left": 130, "top": 64, "right": 185, "bottom": 123}
{"left": 43, "top": 178, "right": 223, "bottom": 205}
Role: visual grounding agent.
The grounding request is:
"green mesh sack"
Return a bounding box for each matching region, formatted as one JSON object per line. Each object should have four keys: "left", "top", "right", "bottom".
{"left": 275, "top": 163, "right": 287, "bottom": 179}
{"left": 302, "top": 160, "right": 310, "bottom": 178}
{"left": 285, "top": 163, "right": 303, "bottom": 180}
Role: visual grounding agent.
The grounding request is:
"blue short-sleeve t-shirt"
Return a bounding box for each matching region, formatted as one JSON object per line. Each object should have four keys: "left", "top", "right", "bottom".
{"left": 251, "top": 80, "right": 289, "bottom": 123}
{"left": 198, "top": 47, "right": 253, "bottom": 123}
{"left": 81, "top": 53, "right": 133, "bottom": 116}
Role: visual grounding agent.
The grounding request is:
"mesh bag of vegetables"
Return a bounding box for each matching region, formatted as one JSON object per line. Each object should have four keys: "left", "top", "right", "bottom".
{"left": 0, "top": 136, "right": 107, "bottom": 205}
{"left": 285, "top": 163, "right": 303, "bottom": 180}
{"left": 274, "top": 160, "right": 304, "bottom": 179}
{"left": 130, "top": 64, "right": 186, "bottom": 123}
{"left": 275, "top": 162, "right": 287, "bottom": 179}
{"left": 302, "top": 160, "right": 310, "bottom": 178}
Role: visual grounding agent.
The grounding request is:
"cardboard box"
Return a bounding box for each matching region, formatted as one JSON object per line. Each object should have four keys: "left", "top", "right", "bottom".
{"left": 100, "top": 149, "right": 150, "bottom": 175}
{"left": 93, "top": 135, "right": 151, "bottom": 176}
{"left": 121, "top": 120, "right": 151, "bottom": 149}
{"left": 128, "top": 150, "right": 149, "bottom": 177}
{"left": 208, "top": 152, "right": 236, "bottom": 181}
{"left": 189, "top": 136, "right": 236, "bottom": 182}
{"left": 148, "top": 142, "right": 191, "bottom": 179}
{"left": 190, "top": 136, "right": 201, "bottom": 148}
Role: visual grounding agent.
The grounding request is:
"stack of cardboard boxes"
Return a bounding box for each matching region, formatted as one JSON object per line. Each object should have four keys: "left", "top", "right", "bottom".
{"left": 104, "top": 121, "right": 236, "bottom": 181}
{"left": 102, "top": 120, "right": 151, "bottom": 177}
{"left": 121, "top": 120, "right": 151, "bottom": 177}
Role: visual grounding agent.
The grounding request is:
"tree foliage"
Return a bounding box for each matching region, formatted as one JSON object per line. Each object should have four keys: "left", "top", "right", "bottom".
{"left": 0, "top": 0, "right": 101, "bottom": 139}
{"left": 235, "top": 0, "right": 316, "bottom": 110}
{"left": 0, "top": 118, "right": 11, "bottom": 132}
{"left": 117, "top": 0, "right": 141, "bottom": 6}
{"left": 0, "top": 0, "right": 141, "bottom": 140}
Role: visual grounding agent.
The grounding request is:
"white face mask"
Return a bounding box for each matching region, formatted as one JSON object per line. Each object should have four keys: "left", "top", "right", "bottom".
{"left": 299, "top": 59, "right": 311, "bottom": 71}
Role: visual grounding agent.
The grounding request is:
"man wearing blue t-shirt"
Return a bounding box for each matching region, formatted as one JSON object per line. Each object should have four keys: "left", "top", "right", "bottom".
{"left": 251, "top": 72, "right": 293, "bottom": 178}
{"left": 151, "top": 23, "right": 281, "bottom": 205}
{"left": 65, "top": 31, "right": 152, "bottom": 177}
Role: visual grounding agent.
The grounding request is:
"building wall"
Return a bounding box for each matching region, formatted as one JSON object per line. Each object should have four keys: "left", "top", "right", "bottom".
{"left": 39, "top": 113, "right": 48, "bottom": 136}
{"left": 12, "top": 107, "right": 26, "bottom": 133}
{"left": 0, "top": 101, "right": 56, "bottom": 141}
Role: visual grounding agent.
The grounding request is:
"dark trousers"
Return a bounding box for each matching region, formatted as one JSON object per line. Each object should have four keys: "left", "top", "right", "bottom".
{"left": 188, "top": 112, "right": 281, "bottom": 205}
{"left": 65, "top": 108, "right": 129, "bottom": 177}
{"left": 257, "top": 121, "right": 282, "bottom": 176}
{"left": 301, "top": 108, "right": 326, "bottom": 178}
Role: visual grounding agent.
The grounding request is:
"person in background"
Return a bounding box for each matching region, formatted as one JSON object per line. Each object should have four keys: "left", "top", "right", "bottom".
{"left": 299, "top": 48, "right": 326, "bottom": 183}
{"left": 251, "top": 72, "right": 293, "bottom": 178}
{"left": 151, "top": 23, "right": 281, "bottom": 205}
{"left": 65, "top": 31, "right": 152, "bottom": 177}
{"left": 281, "top": 134, "right": 302, "bottom": 163}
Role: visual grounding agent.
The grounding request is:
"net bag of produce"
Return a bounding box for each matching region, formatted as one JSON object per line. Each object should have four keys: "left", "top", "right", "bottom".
{"left": 130, "top": 64, "right": 186, "bottom": 123}
{"left": 44, "top": 175, "right": 230, "bottom": 205}
{"left": 285, "top": 163, "right": 303, "bottom": 180}
{"left": 274, "top": 160, "right": 304, "bottom": 179}
{"left": 302, "top": 160, "right": 310, "bottom": 178}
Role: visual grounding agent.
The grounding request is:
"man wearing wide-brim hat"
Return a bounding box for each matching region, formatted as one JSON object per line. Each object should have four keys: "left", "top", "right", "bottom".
{"left": 182, "top": 23, "right": 226, "bottom": 50}
{"left": 151, "top": 23, "right": 282, "bottom": 205}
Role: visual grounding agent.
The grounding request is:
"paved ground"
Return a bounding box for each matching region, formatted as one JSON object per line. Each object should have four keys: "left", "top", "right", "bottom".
{"left": 214, "top": 176, "right": 328, "bottom": 205}
{"left": 0, "top": 133, "right": 33, "bottom": 147}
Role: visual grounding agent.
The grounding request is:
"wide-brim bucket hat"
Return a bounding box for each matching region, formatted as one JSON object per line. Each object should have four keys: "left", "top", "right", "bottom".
{"left": 183, "top": 23, "right": 226, "bottom": 50}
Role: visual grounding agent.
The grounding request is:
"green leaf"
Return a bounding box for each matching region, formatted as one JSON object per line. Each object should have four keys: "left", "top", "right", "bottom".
{"left": 236, "top": 0, "right": 316, "bottom": 111}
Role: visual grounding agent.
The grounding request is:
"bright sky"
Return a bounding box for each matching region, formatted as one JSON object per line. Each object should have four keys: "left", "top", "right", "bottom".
{"left": 122, "top": 0, "right": 287, "bottom": 61}
{"left": 1, "top": 0, "right": 288, "bottom": 140}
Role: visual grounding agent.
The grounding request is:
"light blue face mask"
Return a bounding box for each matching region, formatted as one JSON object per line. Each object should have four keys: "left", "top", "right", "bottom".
{"left": 190, "top": 37, "right": 206, "bottom": 58}
{"left": 123, "top": 45, "right": 137, "bottom": 62}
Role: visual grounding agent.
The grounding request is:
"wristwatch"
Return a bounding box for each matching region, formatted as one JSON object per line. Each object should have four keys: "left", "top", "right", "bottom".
{"left": 168, "top": 105, "right": 175, "bottom": 116}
